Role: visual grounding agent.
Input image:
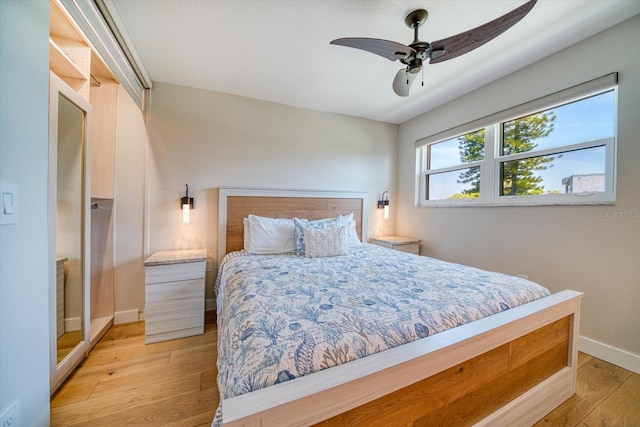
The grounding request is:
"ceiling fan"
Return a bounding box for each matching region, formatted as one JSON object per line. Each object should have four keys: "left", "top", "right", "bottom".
{"left": 330, "top": 0, "right": 537, "bottom": 97}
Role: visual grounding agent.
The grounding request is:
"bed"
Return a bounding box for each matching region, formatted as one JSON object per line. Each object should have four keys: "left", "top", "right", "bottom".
{"left": 214, "top": 187, "right": 583, "bottom": 427}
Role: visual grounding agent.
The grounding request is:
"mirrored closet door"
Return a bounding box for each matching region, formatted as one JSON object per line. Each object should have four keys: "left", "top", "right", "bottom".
{"left": 48, "top": 71, "right": 92, "bottom": 394}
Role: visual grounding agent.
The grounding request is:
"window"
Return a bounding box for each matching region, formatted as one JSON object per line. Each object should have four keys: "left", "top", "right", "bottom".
{"left": 417, "top": 74, "right": 617, "bottom": 206}
{"left": 422, "top": 130, "right": 485, "bottom": 200}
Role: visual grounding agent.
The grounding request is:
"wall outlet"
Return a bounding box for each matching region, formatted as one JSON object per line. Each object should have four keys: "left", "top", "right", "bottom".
{"left": 1, "top": 400, "right": 20, "bottom": 427}
{"left": 206, "top": 260, "right": 212, "bottom": 272}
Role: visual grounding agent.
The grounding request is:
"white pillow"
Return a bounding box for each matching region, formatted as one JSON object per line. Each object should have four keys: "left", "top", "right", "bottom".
{"left": 304, "top": 225, "right": 348, "bottom": 258}
{"left": 336, "top": 213, "right": 361, "bottom": 247}
{"left": 243, "top": 217, "right": 251, "bottom": 250}
{"left": 245, "top": 215, "right": 295, "bottom": 254}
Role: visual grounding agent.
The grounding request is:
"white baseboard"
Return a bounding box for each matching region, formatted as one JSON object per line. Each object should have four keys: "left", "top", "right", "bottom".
{"left": 64, "top": 317, "right": 81, "bottom": 332}
{"left": 580, "top": 335, "right": 640, "bottom": 374}
{"left": 115, "top": 305, "right": 213, "bottom": 325}
{"left": 114, "top": 309, "right": 141, "bottom": 325}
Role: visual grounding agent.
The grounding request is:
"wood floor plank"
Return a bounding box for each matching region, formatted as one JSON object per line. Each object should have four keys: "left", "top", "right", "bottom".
{"left": 57, "top": 388, "right": 218, "bottom": 427}
{"left": 579, "top": 373, "right": 640, "bottom": 426}
{"left": 578, "top": 352, "right": 593, "bottom": 368}
{"left": 50, "top": 351, "right": 173, "bottom": 408}
{"left": 201, "top": 368, "right": 218, "bottom": 391}
{"left": 533, "top": 356, "right": 632, "bottom": 426}
{"left": 49, "top": 380, "right": 98, "bottom": 408}
{"left": 90, "top": 368, "right": 202, "bottom": 400}
{"left": 166, "top": 407, "right": 218, "bottom": 427}
{"left": 51, "top": 372, "right": 204, "bottom": 425}
{"left": 55, "top": 351, "right": 172, "bottom": 390}
{"left": 89, "top": 349, "right": 213, "bottom": 396}
{"left": 95, "top": 327, "right": 215, "bottom": 355}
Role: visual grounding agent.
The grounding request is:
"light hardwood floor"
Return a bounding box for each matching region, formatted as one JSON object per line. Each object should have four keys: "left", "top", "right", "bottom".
{"left": 50, "top": 312, "right": 218, "bottom": 426}
{"left": 51, "top": 312, "right": 640, "bottom": 426}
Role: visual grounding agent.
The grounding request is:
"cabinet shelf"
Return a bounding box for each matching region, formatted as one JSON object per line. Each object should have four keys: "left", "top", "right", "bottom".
{"left": 49, "top": 38, "right": 87, "bottom": 81}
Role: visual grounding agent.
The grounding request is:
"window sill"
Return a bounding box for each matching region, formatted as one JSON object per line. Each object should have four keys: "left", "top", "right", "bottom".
{"left": 418, "top": 193, "right": 616, "bottom": 208}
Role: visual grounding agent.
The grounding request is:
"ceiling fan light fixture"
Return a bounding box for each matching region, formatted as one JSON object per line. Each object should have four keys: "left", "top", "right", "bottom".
{"left": 408, "top": 59, "right": 422, "bottom": 73}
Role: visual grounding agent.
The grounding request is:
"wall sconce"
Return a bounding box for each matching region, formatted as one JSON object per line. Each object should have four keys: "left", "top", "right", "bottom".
{"left": 181, "top": 184, "right": 194, "bottom": 224}
{"left": 377, "top": 191, "right": 389, "bottom": 220}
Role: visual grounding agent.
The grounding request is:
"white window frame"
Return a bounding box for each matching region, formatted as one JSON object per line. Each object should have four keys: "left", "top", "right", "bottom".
{"left": 416, "top": 73, "right": 617, "bottom": 207}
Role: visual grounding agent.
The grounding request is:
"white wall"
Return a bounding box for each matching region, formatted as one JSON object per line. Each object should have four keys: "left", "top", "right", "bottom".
{"left": 113, "top": 85, "right": 148, "bottom": 322}
{"left": 147, "top": 83, "right": 398, "bottom": 305}
{"left": 0, "top": 1, "right": 51, "bottom": 424}
{"left": 398, "top": 15, "right": 640, "bottom": 370}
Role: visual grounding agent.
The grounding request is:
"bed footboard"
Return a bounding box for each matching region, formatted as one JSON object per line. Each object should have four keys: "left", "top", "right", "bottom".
{"left": 315, "top": 317, "right": 570, "bottom": 426}
{"left": 221, "top": 290, "right": 583, "bottom": 427}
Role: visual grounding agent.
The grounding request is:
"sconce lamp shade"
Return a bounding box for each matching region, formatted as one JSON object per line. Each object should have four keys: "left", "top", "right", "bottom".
{"left": 181, "top": 184, "right": 194, "bottom": 224}
{"left": 182, "top": 202, "right": 191, "bottom": 224}
{"left": 377, "top": 191, "right": 390, "bottom": 220}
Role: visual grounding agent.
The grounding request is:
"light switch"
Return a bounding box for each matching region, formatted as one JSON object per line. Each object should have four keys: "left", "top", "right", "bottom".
{"left": 3, "top": 192, "right": 14, "bottom": 214}
{"left": 0, "top": 183, "right": 18, "bottom": 225}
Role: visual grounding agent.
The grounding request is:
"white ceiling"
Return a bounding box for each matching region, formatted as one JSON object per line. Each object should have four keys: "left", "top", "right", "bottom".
{"left": 109, "top": 0, "right": 640, "bottom": 124}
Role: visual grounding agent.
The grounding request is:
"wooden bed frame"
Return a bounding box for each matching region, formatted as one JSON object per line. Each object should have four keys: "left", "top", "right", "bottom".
{"left": 216, "top": 187, "right": 583, "bottom": 427}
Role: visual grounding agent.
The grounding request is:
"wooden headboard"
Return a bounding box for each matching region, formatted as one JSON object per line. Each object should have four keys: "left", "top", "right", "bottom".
{"left": 217, "top": 188, "right": 368, "bottom": 262}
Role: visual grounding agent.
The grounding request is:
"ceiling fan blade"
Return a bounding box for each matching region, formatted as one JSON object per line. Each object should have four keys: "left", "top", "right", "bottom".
{"left": 429, "top": 0, "right": 536, "bottom": 64}
{"left": 393, "top": 68, "right": 419, "bottom": 97}
{"left": 331, "top": 38, "right": 415, "bottom": 61}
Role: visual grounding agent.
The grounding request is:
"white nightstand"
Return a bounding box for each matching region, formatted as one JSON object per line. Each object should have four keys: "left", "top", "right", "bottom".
{"left": 369, "top": 236, "right": 421, "bottom": 255}
{"left": 144, "top": 249, "right": 207, "bottom": 344}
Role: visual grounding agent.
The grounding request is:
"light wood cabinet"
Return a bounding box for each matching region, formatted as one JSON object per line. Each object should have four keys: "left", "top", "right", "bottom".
{"left": 49, "top": 0, "right": 117, "bottom": 102}
{"left": 50, "top": 0, "right": 118, "bottom": 200}
{"left": 144, "top": 250, "right": 207, "bottom": 344}
{"left": 90, "top": 81, "right": 117, "bottom": 199}
{"left": 49, "top": 7, "right": 90, "bottom": 99}
{"left": 49, "top": 36, "right": 88, "bottom": 82}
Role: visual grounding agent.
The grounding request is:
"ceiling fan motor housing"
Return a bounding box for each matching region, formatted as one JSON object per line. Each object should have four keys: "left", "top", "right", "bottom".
{"left": 402, "top": 41, "right": 430, "bottom": 72}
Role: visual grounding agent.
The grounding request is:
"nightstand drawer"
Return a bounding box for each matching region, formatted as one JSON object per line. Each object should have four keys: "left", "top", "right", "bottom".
{"left": 146, "top": 279, "right": 204, "bottom": 316}
{"left": 145, "top": 261, "right": 205, "bottom": 284}
{"left": 145, "top": 308, "right": 204, "bottom": 337}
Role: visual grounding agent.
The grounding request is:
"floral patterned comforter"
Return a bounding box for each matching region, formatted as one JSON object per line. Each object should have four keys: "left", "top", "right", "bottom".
{"left": 213, "top": 244, "right": 550, "bottom": 421}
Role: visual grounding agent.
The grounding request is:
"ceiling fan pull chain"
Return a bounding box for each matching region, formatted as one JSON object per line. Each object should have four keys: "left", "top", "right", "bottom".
{"left": 422, "top": 67, "right": 424, "bottom": 86}
{"left": 406, "top": 68, "right": 409, "bottom": 85}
